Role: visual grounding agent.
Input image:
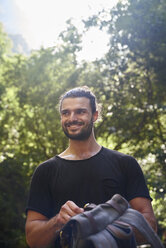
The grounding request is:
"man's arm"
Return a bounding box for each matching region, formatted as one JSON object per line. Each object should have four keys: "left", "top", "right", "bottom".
{"left": 25, "top": 201, "right": 84, "bottom": 248}
{"left": 129, "top": 197, "right": 157, "bottom": 244}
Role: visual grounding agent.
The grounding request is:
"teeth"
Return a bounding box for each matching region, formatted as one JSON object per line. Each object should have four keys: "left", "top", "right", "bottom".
{"left": 68, "top": 125, "right": 79, "bottom": 127}
{"left": 66, "top": 123, "right": 82, "bottom": 127}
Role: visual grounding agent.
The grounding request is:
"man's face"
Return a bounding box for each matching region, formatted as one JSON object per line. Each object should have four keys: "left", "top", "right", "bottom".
{"left": 60, "top": 97, "right": 96, "bottom": 140}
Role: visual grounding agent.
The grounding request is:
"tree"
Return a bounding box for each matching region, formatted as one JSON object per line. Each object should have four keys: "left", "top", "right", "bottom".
{"left": 0, "top": 20, "right": 84, "bottom": 247}
{"left": 0, "top": 158, "right": 29, "bottom": 248}
{"left": 0, "top": 23, "right": 12, "bottom": 59}
{"left": 84, "top": 0, "right": 166, "bottom": 240}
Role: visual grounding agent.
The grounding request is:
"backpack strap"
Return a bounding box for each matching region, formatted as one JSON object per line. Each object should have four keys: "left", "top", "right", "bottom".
{"left": 106, "top": 220, "right": 133, "bottom": 240}
{"left": 119, "top": 208, "right": 164, "bottom": 248}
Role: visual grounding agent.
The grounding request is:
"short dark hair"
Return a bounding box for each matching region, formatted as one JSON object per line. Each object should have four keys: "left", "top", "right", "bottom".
{"left": 59, "top": 86, "right": 100, "bottom": 115}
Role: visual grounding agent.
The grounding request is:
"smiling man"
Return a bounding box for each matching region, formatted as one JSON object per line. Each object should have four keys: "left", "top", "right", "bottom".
{"left": 25, "top": 86, "right": 157, "bottom": 248}
{"left": 61, "top": 97, "right": 95, "bottom": 142}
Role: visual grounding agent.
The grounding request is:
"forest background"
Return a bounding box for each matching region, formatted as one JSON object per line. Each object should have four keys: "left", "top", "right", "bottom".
{"left": 0, "top": 0, "right": 166, "bottom": 247}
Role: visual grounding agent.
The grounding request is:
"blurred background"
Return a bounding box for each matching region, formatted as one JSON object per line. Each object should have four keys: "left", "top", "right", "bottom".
{"left": 0, "top": 0, "right": 166, "bottom": 247}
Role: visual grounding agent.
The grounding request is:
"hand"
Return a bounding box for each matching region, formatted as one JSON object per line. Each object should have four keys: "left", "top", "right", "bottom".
{"left": 56, "top": 201, "right": 84, "bottom": 229}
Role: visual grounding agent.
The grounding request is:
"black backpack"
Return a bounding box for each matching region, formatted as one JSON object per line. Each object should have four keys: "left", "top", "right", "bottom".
{"left": 57, "top": 194, "right": 164, "bottom": 248}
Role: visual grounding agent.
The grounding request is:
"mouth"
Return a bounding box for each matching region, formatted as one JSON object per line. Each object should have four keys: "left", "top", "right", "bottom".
{"left": 65, "top": 122, "right": 83, "bottom": 128}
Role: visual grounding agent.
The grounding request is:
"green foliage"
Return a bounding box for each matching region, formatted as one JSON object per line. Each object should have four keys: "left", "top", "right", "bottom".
{"left": 0, "top": 0, "right": 166, "bottom": 244}
{"left": 0, "top": 158, "right": 29, "bottom": 247}
{"left": 0, "top": 20, "right": 83, "bottom": 247}
{"left": 0, "top": 23, "right": 12, "bottom": 59}
{"left": 84, "top": 0, "right": 166, "bottom": 239}
{"left": 84, "top": 0, "right": 166, "bottom": 169}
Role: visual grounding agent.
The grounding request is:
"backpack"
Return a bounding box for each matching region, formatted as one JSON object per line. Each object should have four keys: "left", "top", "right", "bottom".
{"left": 58, "top": 194, "right": 164, "bottom": 248}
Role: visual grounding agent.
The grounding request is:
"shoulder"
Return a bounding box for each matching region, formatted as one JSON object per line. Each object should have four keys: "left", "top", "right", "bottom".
{"left": 102, "top": 147, "right": 140, "bottom": 169}
{"left": 32, "top": 156, "right": 59, "bottom": 177}
{"left": 102, "top": 147, "right": 135, "bottom": 161}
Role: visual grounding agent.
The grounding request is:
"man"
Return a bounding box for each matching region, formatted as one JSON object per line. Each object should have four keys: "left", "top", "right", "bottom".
{"left": 25, "top": 86, "right": 157, "bottom": 248}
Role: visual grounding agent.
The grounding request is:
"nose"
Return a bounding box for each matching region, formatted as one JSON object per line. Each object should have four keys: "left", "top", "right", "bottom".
{"left": 69, "top": 112, "right": 77, "bottom": 122}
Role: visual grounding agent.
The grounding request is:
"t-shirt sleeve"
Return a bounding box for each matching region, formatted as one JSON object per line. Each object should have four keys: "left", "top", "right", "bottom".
{"left": 122, "top": 155, "right": 151, "bottom": 202}
{"left": 26, "top": 163, "right": 54, "bottom": 218}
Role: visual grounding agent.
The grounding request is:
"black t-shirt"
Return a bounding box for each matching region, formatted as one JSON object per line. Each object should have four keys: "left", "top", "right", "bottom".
{"left": 26, "top": 147, "right": 151, "bottom": 219}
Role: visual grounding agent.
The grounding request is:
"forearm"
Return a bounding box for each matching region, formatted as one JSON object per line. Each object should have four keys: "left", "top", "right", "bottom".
{"left": 129, "top": 197, "right": 157, "bottom": 245}
{"left": 26, "top": 215, "right": 61, "bottom": 248}
{"left": 25, "top": 201, "right": 84, "bottom": 248}
{"left": 144, "top": 212, "right": 157, "bottom": 232}
{"left": 133, "top": 212, "right": 157, "bottom": 245}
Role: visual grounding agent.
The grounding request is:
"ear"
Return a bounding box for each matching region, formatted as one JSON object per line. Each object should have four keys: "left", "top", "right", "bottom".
{"left": 92, "top": 111, "right": 98, "bottom": 122}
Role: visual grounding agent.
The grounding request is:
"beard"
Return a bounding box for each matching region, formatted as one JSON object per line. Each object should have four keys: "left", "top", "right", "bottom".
{"left": 62, "top": 118, "right": 93, "bottom": 140}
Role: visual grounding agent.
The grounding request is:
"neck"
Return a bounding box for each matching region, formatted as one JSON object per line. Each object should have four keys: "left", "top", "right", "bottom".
{"left": 59, "top": 131, "right": 101, "bottom": 160}
{"left": 69, "top": 132, "right": 99, "bottom": 153}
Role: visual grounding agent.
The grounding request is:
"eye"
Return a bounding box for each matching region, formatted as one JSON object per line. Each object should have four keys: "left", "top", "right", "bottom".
{"left": 61, "top": 110, "right": 69, "bottom": 116}
{"left": 77, "top": 109, "right": 86, "bottom": 114}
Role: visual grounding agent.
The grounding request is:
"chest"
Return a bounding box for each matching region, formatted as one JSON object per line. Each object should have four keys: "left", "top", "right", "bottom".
{"left": 50, "top": 160, "right": 126, "bottom": 209}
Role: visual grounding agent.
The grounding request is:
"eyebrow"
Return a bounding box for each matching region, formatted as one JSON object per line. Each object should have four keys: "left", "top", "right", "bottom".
{"left": 61, "top": 107, "right": 88, "bottom": 113}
